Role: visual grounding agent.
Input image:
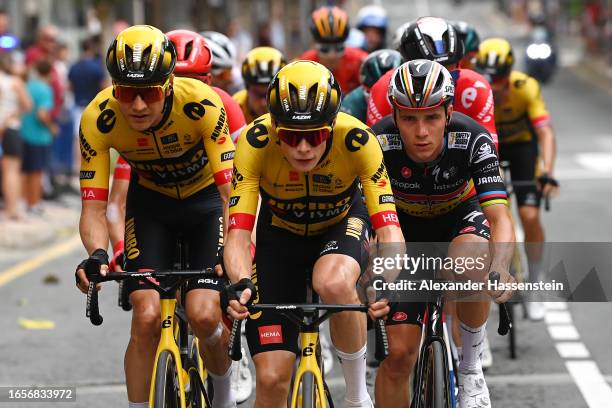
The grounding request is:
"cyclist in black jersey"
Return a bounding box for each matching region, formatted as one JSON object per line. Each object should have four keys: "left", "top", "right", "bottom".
{"left": 371, "top": 60, "right": 516, "bottom": 408}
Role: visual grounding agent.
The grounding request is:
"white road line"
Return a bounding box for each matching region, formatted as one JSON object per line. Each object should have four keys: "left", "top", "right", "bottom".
{"left": 555, "top": 342, "right": 591, "bottom": 359}
{"left": 548, "top": 325, "right": 580, "bottom": 341}
{"left": 545, "top": 310, "right": 572, "bottom": 324}
{"left": 566, "top": 361, "right": 612, "bottom": 407}
{"left": 575, "top": 153, "right": 612, "bottom": 173}
{"left": 544, "top": 302, "right": 568, "bottom": 310}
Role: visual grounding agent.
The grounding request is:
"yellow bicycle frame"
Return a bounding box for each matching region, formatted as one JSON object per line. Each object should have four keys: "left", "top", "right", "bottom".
{"left": 290, "top": 331, "right": 327, "bottom": 408}
{"left": 148, "top": 298, "right": 190, "bottom": 408}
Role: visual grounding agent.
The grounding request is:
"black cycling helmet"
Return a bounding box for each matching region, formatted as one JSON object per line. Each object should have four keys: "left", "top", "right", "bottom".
{"left": 399, "top": 17, "right": 464, "bottom": 66}
{"left": 359, "top": 49, "right": 403, "bottom": 89}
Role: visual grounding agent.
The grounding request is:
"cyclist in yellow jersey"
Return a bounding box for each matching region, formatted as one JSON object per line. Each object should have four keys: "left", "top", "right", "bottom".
{"left": 477, "top": 38, "right": 559, "bottom": 320}
{"left": 232, "top": 46, "right": 286, "bottom": 125}
{"left": 74, "top": 25, "right": 237, "bottom": 408}
{"left": 223, "top": 61, "right": 404, "bottom": 408}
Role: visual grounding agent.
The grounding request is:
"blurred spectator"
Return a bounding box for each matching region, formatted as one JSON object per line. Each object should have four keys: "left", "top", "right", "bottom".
{"left": 227, "top": 18, "right": 252, "bottom": 65}
{"left": 0, "top": 8, "right": 19, "bottom": 51}
{"left": 582, "top": 0, "right": 605, "bottom": 54}
{"left": 0, "top": 53, "right": 31, "bottom": 220}
{"left": 68, "top": 38, "right": 104, "bottom": 166}
{"left": 21, "top": 60, "right": 57, "bottom": 213}
{"left": 25, "top": 25, "right": 64, "bottom": 120}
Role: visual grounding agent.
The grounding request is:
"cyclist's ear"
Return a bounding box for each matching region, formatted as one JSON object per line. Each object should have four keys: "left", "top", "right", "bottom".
{"left": 445, "top": 104, "right": 454, "bottom": 125}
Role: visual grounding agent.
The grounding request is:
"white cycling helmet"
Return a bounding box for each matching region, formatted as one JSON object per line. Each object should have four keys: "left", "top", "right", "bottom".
{"left": 200, "top": 31, "right": 236, "bottom": 72}
{"left": 387, "top": 59, "right": 454, "bottom": 109}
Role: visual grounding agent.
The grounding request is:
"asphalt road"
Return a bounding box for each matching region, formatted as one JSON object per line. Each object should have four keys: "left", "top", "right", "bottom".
{"left": 1, "top": 1, "right": 612, "bottom": 407}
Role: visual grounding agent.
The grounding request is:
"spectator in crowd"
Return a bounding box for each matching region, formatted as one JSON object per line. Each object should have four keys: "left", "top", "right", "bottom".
{"left": 68, "top": 38, "right": 104, "bottom": 171}
{"left": 0, "top": 53, "right": 31, "bottom": 220}
{"left": 21, "top": 59, "right": 57, "bottom": 213}
{"left": 25, "top": 25, "right": 64, "bottom": 120}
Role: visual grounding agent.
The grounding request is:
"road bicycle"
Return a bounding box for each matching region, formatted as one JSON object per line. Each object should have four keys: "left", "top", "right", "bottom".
{"left": 227, "top": 275, "right": 389, "bottom": 408}
{"left": 410, "top": 272, "right": 512, "bottom": 408}
{"left": 83, "top": 254, "right": 217, "bottom": 407}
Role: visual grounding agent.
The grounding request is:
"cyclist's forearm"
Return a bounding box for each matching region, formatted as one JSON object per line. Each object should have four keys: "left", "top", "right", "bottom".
{"left": 80, "top": 202, "right": 110, "bottom": 254}
{"left": 536, "top": 125, "right": 556, "bottom": 175}
{"left": 107, "top": 179, "right": 128, "bottom": 247}
{"left": 487, "top": 207, "right": 515, "bottom": 274}
{"left": 224, "top": 229, "right": 253, "bottom": 283}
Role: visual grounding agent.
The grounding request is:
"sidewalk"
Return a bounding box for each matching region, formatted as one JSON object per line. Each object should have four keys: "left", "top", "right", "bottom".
{"left": 0, "top": 198, "right": 80, "bottom": 250}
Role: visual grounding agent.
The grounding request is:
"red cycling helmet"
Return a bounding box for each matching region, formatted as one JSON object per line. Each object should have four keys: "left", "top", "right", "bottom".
{"left": 166, "top": 29, "right": 213, "bottom": 84}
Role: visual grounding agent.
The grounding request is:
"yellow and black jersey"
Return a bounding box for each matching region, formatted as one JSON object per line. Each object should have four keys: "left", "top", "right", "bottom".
{"left": 232, "top": 89, "right": 257, "bottom": 125}
{"left": 228, "top": 112, "right": 400, "bottom": 236}
{"left": 495, "top": 70, "right": 550, "bottom": 144}
{"left": 79, "top": 77, "right": 235, "bottom": 200}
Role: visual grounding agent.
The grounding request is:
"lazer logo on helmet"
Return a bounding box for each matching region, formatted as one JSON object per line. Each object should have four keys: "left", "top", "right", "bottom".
{"left": 126, "top": 73, "right": 144, "bottom": 78}
{"left": 292, "top": 115, "right": 311, "bottom": 120}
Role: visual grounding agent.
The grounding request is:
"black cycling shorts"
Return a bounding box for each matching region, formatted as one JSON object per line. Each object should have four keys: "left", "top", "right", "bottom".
{"left": 246, "top": 195, "right": 371, "bottom": 356}
{"left": 123, "top": 180, "right": 225, "bottom": 295}
{"left": 1, "top": 128, "right": 23, "bottom": 158}
{"left": 500, "top": 141, "right": 541, "bottom": 207}
{"left": 387, "top": 197, "right": 491, "bottom": 326}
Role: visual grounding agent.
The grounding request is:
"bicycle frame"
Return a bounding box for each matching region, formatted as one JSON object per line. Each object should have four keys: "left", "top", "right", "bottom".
{"left": 291, "top": 330, "right": 326, "bottom": 408}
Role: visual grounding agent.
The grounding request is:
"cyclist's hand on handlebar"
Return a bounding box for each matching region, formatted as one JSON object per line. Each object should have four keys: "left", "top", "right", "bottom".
{"left": 365, "top": 279, "right": 390, "bottom": 320}
{"left": 221, "top": 278, "right": 258, "bottom": 320}
{"left": 537, "top": 173, "right": 559, "bottom": 197}
{"left": 488, "top": 270, "right": 516, "bottom": 304}
{"left": 75, "top": 249, "right": 109, "bottom": 294}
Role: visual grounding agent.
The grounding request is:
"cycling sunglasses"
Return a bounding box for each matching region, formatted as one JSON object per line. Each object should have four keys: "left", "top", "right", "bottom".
{"left": 114, "top": 79, "right": 170, "bottom": 104}
{"left": 276, "top": 126, "right": 332, "bottom": 147}
{"left": 317, "top": 43, "right": 345, "bottom": 55}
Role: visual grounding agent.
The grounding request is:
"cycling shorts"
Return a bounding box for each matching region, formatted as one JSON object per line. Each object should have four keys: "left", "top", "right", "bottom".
{"left": 246, "top": 197, "right": 371, "bottom": 356}
{"left": 123, "top": 180, "right": 225, "bottom": 295}
{"left": 386, "top": 197, "right": 491, "bottom": 326}
{"left": 499, "top": 141, "right": 541, "bottom": 207}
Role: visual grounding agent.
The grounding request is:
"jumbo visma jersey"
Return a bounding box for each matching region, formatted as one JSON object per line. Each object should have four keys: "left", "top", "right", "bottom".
{"left": 79, "top": 77, "right": 235, "bottom": 200}
{"left": 495, "top": 70, "right": 550, "bottom": 144}
{"left": 372, "top": 112, "right": 508, "bottom": 218}
{"left": 228, "top": 112, "right": 400, "bottom": 236}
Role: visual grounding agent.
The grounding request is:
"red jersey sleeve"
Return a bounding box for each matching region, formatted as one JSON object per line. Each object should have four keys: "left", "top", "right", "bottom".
{"left": 213, "top": 86, "right": 246, "bottom": 143}
{"left": 366, "top": 70, "right": 393, "bottom": 127}
{"left": 298, "top": 50, "right": 319, "bottom": 61}
{"left": 452, "top": 69, "right": 498, "bottom": 149}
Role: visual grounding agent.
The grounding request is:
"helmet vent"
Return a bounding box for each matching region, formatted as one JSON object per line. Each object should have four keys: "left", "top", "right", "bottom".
{"left": 184, "top": 40, "right": 193, "bottom": 59}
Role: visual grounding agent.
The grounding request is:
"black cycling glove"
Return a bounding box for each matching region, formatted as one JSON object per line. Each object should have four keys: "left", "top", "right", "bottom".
{"left": 220, "top": 278, "right": 258, "bottom": 313}
{"left": 75, "top": 248, "right": 109, "bottom": 285}
{"left": 538, "top": 173, "right": 559, "bottom": 189}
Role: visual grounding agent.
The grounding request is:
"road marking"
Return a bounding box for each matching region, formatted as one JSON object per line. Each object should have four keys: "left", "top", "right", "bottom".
{"left": 556, "top": 342, "right": 590, "bottom": 359}
{"left": 566, "top": 361, "right": 612, "bottom": 407}
{"left": 575, "top": 153, "right": 612, "bottom": 173}
{"left": 544, "top": 302, "right": 568, "bottom": 310}
{"left": 0, "top": 235, "right": 81, "bottom": 288}
{"left": 544, "top": 310, "right": 572, "bottom": 324}
{"left": 548, "top": 325, "right": 580, "bottom": 340}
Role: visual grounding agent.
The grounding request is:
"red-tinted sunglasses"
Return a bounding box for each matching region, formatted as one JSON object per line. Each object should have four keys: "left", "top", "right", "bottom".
{"left": 276, "top": 126, "right": 332, "bottom": 147}
{"left": 114, "top": 80, "right": 170, "bottom": 104}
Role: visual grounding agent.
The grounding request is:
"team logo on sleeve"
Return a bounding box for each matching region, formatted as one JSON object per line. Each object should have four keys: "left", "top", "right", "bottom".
{"left": 447, "top": 132, "right": 470, "bottom": 149}
{"left": 472, "top": 136, "right": 497, "bottom": 163}
{"left": 376, "top": 134, "right": 402, "bottom": 151}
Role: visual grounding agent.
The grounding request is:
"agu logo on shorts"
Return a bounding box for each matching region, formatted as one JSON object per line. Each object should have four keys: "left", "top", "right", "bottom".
{"left": 258, "top": 325, "right": 283, "bottom": 345}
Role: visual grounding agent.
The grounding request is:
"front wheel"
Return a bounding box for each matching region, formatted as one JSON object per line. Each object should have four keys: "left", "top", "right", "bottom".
{"left": 420, "top": 341, "right": 451, "bottom": 408}
{"left": 153, "top": 351, "right": 180, "bottom": 408}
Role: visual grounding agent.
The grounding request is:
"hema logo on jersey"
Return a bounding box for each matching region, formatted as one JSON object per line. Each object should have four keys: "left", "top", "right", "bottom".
{"left": 259, "top": 325, "right": 283, "bottom": 345}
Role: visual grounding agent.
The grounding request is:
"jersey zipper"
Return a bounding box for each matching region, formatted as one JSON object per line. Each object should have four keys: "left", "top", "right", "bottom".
{"left": 304, "top": 172, "right": 310, "bottom": 236}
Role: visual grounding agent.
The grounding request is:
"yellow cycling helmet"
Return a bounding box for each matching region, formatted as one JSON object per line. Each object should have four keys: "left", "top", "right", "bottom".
{"left": 476, "top": 38, "right": 514, "bottom": 77}
{"left": 310, "top": 6, "right": 350, "bottom": 44}
{"left": 106, "top": 25, "right": 176, "bottom": 85}
{"left": 267, "top": 60, "right": 342, "bottom": 127}
{"left": 241, "top": 47, "right": 287, "bottom": 86}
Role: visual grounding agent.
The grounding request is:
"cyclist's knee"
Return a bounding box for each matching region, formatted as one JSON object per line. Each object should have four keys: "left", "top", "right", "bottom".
{"left": 130, "top": 294, "right": 161, "bottom": 343}
{"left": 519, "top": 206, "right": 541, "bottom": 225}
{"left": 253, "top": 352, "right": 293, "bottom": 398}
{"left": 255, "top": 369, "right": 291, "bottom": 397}
{"left": 186, "top": 296, "right": 222, "bottom": 338}
{"left": 383, "top": 336, "right": 419, "bottom": 377}
{"left": 314, "top": 262, "right": 358, "bottom": 302}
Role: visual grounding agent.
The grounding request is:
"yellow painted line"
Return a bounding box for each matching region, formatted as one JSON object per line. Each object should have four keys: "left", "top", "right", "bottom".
{"left": 0, "top": 235, "right": 83, "bottom": 288}
{"left": 18, "top": 318, "right": 56, "bottom": 330}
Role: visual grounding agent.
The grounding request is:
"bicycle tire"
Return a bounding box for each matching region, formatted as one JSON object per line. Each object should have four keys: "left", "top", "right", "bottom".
{"left": 153, "top": 351, "right": 180, "bottom": 408}
{"left": 187, "top": 335, "right": 211, "bottom": 408}
{"left": 423, "top": 341, "right": 451, "bottom": 408}
{"left": 301, "top": 372, "right": 316, "bottom": 408}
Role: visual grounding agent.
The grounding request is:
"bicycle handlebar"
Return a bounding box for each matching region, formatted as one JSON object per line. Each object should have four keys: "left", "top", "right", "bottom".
{"left": 227, "top": 303, "right": 389, "bottom": 362}
{"left": 489, "top": 271, "right": 513, "bottom": 336}
{"left": 83, "top": 259, "right": 216, "bottom": 326}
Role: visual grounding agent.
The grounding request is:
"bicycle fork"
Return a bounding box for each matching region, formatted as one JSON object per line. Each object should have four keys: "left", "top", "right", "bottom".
{"left": 291, "top": 331, "right": 326, "bottom": 408}
{"left": 149, "top": 298, "right": 189, "bottom": 408}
